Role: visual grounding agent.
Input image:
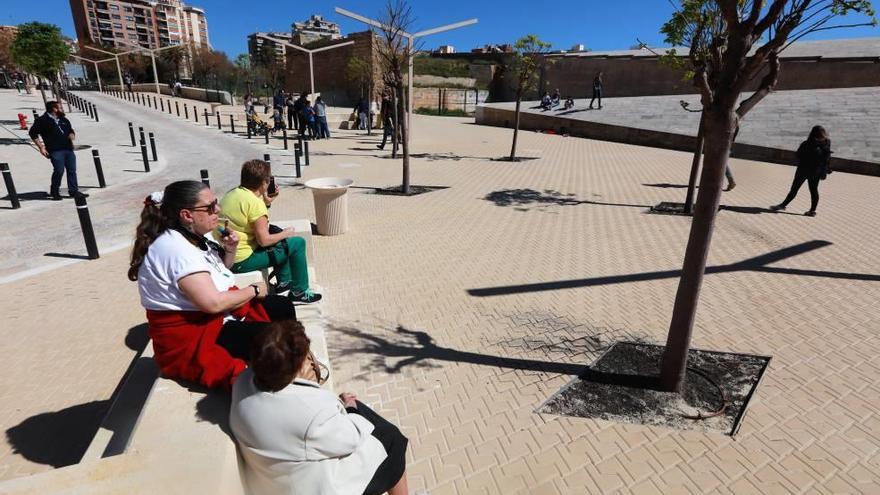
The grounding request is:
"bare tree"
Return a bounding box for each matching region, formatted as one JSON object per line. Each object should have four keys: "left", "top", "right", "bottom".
{"left": 375, "top": 0, "right": 418, "bottom": 193}
{"left": 507, "top": 35, "right": 552, "bottom": 161}
{"left": 658, "top": 0, "right": 875, "bottom": 392}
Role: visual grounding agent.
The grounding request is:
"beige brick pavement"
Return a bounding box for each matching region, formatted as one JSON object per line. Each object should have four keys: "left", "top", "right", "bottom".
{"left": 1, "top": 111, "right": 879, "bottom": 493}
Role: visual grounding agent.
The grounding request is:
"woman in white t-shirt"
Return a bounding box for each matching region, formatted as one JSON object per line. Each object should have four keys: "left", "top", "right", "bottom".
{"left": 231, "top": 319, "right": 409, "bottom": 495}
{"left": 128, "top": 180, "right": 296, "bottom": 390}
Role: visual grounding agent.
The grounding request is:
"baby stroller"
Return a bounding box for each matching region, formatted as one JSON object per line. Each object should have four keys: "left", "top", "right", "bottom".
{"left": 247, "top": 111, "right": 271, "bottom": 136}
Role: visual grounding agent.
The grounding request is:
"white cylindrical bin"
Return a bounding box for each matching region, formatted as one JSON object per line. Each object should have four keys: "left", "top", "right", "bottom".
{"left": 304, "top": 177, "right": 354, "bottom": 236}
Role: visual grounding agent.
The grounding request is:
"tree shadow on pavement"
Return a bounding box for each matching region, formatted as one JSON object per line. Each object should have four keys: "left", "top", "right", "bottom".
{"left": 331, "top": 323, "right": 588, "bottom": 377}
{"left": 484, "top": 188, "right": 649, "bottom": 210}
{"left": 642, "top": 183, "right": 691, "bottom": 189}
{"left": 468, "top": 240, "right": 880, "bottom": 297}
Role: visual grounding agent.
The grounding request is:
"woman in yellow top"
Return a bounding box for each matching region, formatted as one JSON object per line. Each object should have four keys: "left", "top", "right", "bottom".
{"left": 220, "top": 160, "right": 321, "bottom": 304}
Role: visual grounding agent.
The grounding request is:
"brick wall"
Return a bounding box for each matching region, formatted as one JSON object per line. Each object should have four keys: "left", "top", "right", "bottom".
{"left": 412, "top": 87, "right": 489, "bottom": 113}
{"left": 284, "top": 30, "right": 385, "bottom": 107}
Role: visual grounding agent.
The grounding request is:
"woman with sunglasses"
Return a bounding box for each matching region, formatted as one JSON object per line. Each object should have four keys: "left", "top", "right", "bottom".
{"left": 231, "top": 319, "right": 409, "bottom": 495}
{"left": 128, "top": 180, "right": 296, "bottom": 390}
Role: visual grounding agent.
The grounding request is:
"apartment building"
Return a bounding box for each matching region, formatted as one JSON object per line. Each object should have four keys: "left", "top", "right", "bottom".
{"left": 247, "top": 32, "right": 294, "bottom": 67}
{"left": 69, "top": 0, "right": 209, "bottom": 51}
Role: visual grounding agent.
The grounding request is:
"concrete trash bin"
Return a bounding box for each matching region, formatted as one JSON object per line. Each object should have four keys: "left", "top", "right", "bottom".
{"left": 305, "top": 177, "right": 354, "bottom": 236}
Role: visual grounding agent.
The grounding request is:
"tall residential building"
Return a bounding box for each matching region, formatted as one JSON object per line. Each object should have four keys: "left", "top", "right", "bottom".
{"left": 248, "top": 32, "right": 294, "bottom": 67}
{"left": 292, "top": 15, "right": 341, "bottom": 45}
{"left": 68, "top": 0, "right": 209, "bottom": 51}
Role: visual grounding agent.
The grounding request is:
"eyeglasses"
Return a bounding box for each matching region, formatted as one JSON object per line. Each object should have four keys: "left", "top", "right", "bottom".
{"left": 187, "top": 199, "right": 219, "bottom": 213}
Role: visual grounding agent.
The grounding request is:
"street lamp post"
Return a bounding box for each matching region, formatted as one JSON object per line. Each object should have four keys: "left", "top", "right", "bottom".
{"left": 257, "top": 35, "right": 355, "bottom": 99}
{"left": 115, "top": 41, "right": 184, "bottom": 94}
{"left": 70, "top": 55, "right": 116, "bottom": 92}
{"left": 84, "top": 45, "right": 144, "bottom": 90}
{"left": 334, "top": 7, "right": 477, "bottom": 133}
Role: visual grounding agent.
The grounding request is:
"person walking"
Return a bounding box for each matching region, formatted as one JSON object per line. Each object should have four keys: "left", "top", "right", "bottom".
{"left": 295, "top": 94, "right": 308, "bottom": 138}
{"left": 589, "top": 71, "right": 603, "bottom": 109}
{"left": 354, "top": 97, "right": 369, "bottom": 131}
{"left": 29, "top": 100, "right": 86, "bottom": 200}
{"left": 315, "top": 96, "right": 330, "bottom": 139}
{"left": 124, "top": 73, "right": 133, "bottom": 93}
{"left": 770, "top": 125, "right": 832, "bottom": 217}
{"left": 376, "top": 96, "right": 394, "bottom": 151}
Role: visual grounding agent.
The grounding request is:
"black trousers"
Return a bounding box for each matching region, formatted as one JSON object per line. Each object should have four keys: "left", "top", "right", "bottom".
{"left": 780, "top": 171, "right": 820, "bottom": 211}
{"left": 590, "top": 89, "right": 602, "bottom": 108}
{"left": 215, "top": 295, "right": 296, "bottom": 361}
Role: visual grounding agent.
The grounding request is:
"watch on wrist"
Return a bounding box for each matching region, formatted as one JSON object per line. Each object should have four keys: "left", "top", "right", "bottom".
{"left": 250, "top": 284, "right": 260, "bottom": 297}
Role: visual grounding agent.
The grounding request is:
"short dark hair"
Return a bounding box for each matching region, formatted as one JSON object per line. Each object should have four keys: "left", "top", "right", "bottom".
{"left": 809, "top": 125, "right": 829, "bottom": 142}
{"left": 250, "top": 320, "right": 311, "bottom": 392}
{"left": 240, "top": 159, "right": 271, "bottom": 190}
{"left": 45, "top": 101, "right": 59, "bottom": 113}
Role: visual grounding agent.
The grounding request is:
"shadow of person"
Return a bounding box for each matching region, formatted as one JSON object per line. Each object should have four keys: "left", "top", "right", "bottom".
{"left": 5, "top": 400, "right": 110, "bottom": 468}
{"left": 194, "top": 388, "right": 233, "bottom": 438}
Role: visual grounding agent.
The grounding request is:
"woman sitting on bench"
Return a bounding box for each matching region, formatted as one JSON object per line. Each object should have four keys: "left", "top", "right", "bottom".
{"left": 219, "top": 160, "right": 321, "bottom": 304}
{"left": 231, "top": 319, "right": 410, "bottom": 495}
{"left": 128, "top": 180, "right": 296, "bottom": 390}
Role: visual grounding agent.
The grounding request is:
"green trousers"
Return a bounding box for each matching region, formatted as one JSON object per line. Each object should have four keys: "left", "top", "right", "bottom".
{"left": 232, "top": 237, "right": 309, "bottom": 293}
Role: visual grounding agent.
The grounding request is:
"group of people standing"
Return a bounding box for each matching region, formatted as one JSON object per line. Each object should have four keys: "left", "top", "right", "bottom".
{"left": 242, "top": 90, "right": 332, "bottom": 140}
{"left": 129, "top": 159, "right": 409, "bottom": 494}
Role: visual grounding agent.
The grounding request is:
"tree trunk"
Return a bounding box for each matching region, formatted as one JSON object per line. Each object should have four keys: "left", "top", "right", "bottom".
{"left": 683, "top": 113, "right": 706, "bottom": 215}
{"left": 509, "top": 96, "right": 522, "bottom": 161}
{"left": 659, "top": 109, "right": 736, "bottom": 392}
{"left": 38, "top": 81, "right": 47, "bottom": 106}
{"left": 398, "top": 82, "right": 410, "bottom": 194}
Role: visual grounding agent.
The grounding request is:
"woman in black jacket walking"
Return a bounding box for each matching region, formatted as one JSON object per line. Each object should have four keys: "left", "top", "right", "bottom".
{"left": 771, "top": 126, "right": 832, "bottom": 217}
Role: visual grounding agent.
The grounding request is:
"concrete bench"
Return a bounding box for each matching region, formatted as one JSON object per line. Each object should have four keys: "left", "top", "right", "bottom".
{"left": 0, "top": 265, "right": 331, "bottom": 495}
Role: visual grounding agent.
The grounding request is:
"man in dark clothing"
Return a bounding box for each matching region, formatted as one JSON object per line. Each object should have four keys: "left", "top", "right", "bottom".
{"left": 294, "top": 94, "right": 308, "bottom": 137}
{"left": 377, "top": 97, "right": 394, "bottom": 150}
{"left": 589, "top": 72, "right": 603, "bottom": 109}
{"left": 29, "top": 101, "right": 86, "bottom": 200}
{"left": 285, "top": 93, "right": 297, "bottom": 130}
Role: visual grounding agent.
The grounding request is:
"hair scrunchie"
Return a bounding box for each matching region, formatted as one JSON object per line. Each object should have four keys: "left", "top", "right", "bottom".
{"left": 144, "top": 191, "right": 163, "bottom": 206}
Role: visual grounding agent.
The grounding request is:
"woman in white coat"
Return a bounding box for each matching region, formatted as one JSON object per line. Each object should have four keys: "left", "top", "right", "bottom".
{"left": 230, "top": 319, "right": 409, "bottom": 495}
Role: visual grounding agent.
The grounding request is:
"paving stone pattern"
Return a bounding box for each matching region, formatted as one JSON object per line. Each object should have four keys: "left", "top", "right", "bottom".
{"left": 1, "top": 90, "right": 879, "bottom": 493}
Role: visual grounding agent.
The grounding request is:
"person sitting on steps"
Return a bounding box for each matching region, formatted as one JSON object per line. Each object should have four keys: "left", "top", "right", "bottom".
{"left": 231, "top": 319, "right": 410, "bottom": 495}
{"left": 129, "top": 180, "right": 297, "bottom": 391}
{"left": 219, "top": 160, "right": 322, "bottom": 304}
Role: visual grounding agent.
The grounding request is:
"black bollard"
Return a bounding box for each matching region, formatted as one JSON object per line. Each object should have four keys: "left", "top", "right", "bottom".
{"left": 149, "top": 132, "right": 158, "bottom": 161}
{"left": 295, "top": 156, "right": 301, "bottom": 178}
{"left": 138, "top": 126, "right": 145, "bottom": 147}
{"left": 137, "top": 93, "right": 142, "bottom": 105}
{"left": 147, "top": 96, "right": 152, "bottom": 109}
{"left": 152, "top": 95, "right": 157, "bottom": 108}
{"left": 204, "top": 108, "right": 209, "bottom": 127}
{"left": 93, "top": 106, "right": 99, "bottom": 123}
{"left": 263, "top": 153, "right": 270, "bottom": 163}
{"left": 184, "top": 104, "right": 189, "bottom": 119}
{"left": 160, "top": 99, "right": 165, "bottom": 112}
{"left": 0, "top": 163, "right": 21, "bottom": 209}
{"left": 168, "top": 100, "right": 172, "bottom": 115}
{"left": 294, "top": 143, "right": 302, "bottom": 174}
{"left": 128, "top": 122, "right": 136, "bottom": 146}
{"left": 194, "top": 107, "right": 199, "bottom": 123}
{"left": 175, "top": 101, "right": 180, "bottom": 117}
{"left": 32, "top": 109, "right": 38, "bottom": 121}
{"left": 247, "top": 121, "right": 251, "bottom": 139}
{"left": 304, "top": 139, "right": 310, "bottom": 165}
{"left": 230, "top": 115, "right": 235, "bottom": 134}
{"left": 283, "top": 127, "right": 288, "bottom": 150}
{"left": 200, "top": 169, "right": 210, "bottom": 187}
{"left": 264, "top": 129, "right": 269, "bottom": 144}
{"left": 91, "top": 150, "right": 107, "bottom": 188}
{"left": 85, "top": 102, "right": 91, "bottom": 119}
{"left": 140, "top": 139, "right": 150, "bottom": 172}
{"left": 216, "top": 111, "right": 221, "bottom": 129}
{"left": 74, "top": 194, "right": 100, "bottom": 259}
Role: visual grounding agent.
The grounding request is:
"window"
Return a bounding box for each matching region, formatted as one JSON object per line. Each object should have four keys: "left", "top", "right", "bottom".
{"left": 112, "top": 14, "right": 121, "bottom": 19}
{"left": 115, "top": 32, "right": 124, "bottom": 38}
{"left": 124, "top": 7, "right": 132, "bottom": 12}
{"left": 109, "top": 4, "right": 118, "bottom": 9}
{"left": 113, "top": 23, "right": 122, "bottom": 28}
{"left": 126, "top": 16, "right": 134, "bottom": 21}
{"left": 129, "top": 34, "right": 138, "bottom": 40}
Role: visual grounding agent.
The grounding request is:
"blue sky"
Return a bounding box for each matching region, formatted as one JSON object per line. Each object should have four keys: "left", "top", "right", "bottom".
{"left": 3, "top": 0, "right": 878, "bottom": 57}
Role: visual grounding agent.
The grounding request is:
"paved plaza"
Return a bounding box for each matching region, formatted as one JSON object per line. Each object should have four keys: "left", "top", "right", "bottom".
{"left": 483, "top": 87, "right": 880, "bottom": 165}
{"left": 1, "top": 89, "right": 880, "bottom": 492}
